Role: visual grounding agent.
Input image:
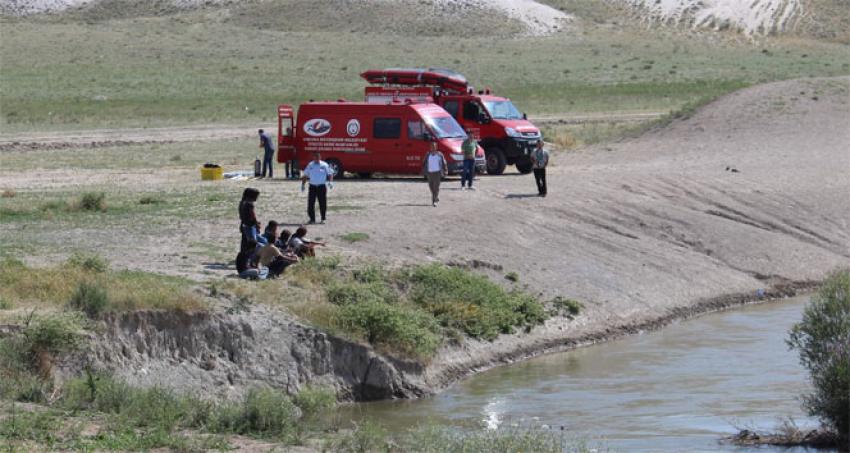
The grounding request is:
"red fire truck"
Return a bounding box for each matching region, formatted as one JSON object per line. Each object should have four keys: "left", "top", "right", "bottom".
{"left": 276, "top": 100, "right": 485, "bottom": 178}
{"left": 361, "top": 68, "right": 542, "bottom": 175}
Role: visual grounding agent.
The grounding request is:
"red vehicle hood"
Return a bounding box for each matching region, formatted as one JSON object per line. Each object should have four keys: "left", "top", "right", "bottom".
{"left": 493, "top": 119, "right": 539, "bottom": 135}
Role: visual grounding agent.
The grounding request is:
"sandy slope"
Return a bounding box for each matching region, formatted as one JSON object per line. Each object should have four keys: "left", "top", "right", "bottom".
{"left": 1, "top": 0, "right": 570, "bottom": 36}
{"left": 622, "top": 0, "right": 802, "bottom": 34}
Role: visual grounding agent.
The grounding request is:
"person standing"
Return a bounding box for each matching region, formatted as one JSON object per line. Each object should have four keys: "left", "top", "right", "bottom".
{"left": 238, "top": 187, "right": 267, "bottom": 252}
{"left": 422, "top": 141, "right": 447, "bottom": 207}
{"left": 460, "top": 129, "right": 477, "bottom": 190}
{"left": 301, "top": 152, "right": 333, "bottom": 224}
{"left": 530, "top": 140, "right": 549, "bottom": 197}
{"left": 258, "top": 129, "right": 275, "bottom": 179}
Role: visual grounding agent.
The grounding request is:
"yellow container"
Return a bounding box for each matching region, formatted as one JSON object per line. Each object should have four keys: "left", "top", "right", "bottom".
{"left": 200, "top": 166, "right": 223, "bottom": 181}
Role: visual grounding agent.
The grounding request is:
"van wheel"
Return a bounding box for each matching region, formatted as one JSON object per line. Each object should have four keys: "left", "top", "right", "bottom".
{"left": 515, "top": 156, "right": 533, "bottom": 174}
{"left": 326, "top": 159, "right": 343, "bottom": 178}
{"left": 485, "top": 147, "right": 506, "bottom": 175}
{"left": 357, "top": 172, "right": 372, "bottom": 179}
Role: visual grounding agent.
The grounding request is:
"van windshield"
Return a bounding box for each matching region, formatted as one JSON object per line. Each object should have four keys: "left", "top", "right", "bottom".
{"left": 424, "top": 115, "right": 466, "bottom": 139}
{"left": 483, "top": 100, "right": 523, "bottom": 120}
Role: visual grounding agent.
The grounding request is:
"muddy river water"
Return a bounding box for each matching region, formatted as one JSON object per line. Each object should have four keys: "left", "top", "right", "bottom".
{"left": 341, "top": 295, "right": 828, "bottom": 452}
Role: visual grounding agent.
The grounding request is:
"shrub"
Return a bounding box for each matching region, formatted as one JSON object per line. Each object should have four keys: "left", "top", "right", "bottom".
{"left": 68, "top": 281, "right": 109, "bottom": 318}
{"left": 327, "top": 280, "right": 395, "bottom": 307}
{"left": 208, "top": 388, "right": 300, "bottom": 440}
{"left": 335, "top": 300, "right": 441, "bottom": 357}
{"left": 139, "top": 195, "right": 165, "bottom": 205}
{"left": 75, "top": 192, "right": 106, "bottom": 212}
{"left": 552, "top": 297, "right": 583, "bottom": 317}
{"left": 407, "top": 264, "right": 548, "bottom": 340}
{"left": 328, "top": 420, "right": 390, "bottom": 453}
{"left": 293, "top": 385, "right": 336, "bottom": 425}
{"left": 10, "top": 312, "right": 87, "bottom": 378}
{"left": 788, "top": 270, "right": 850, "bottom": 442}
{"left": 1, "top": 188, "right": 16, "bottom": 198}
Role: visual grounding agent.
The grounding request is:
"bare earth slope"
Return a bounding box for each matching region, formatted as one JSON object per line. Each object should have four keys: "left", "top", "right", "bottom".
{"left": 318, "top": 76, "right": 849, "bottom": 390}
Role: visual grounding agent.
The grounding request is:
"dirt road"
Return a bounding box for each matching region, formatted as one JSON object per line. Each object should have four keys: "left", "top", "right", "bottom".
{"left": 0, "top": 112, "right": 665, "bottom": 151}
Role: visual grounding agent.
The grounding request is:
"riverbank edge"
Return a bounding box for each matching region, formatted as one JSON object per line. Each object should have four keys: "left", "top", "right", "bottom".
{"left": 417, "top": 279, "right": 819, "bottom": 396}
{"left": 1, "top": 279, "right": 819, "bottom": 403}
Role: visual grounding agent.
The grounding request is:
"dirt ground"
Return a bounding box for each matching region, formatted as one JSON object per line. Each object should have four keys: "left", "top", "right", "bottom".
{"left": 1, "top": 77, "right": 848, "bottom": 388}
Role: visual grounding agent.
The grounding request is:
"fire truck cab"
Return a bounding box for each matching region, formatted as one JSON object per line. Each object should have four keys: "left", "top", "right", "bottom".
{"left": 277, "top": 100, "right": 485, "bottom": 178}
{"left": 361, "top": 68, "right": 542, "bottom": 175}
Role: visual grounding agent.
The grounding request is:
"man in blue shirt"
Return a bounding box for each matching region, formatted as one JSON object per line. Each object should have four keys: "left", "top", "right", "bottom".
{"left": 258, "top": 129, "right": 275, "bottom": 179}
{"left": 301, "top": 152, "right": 334, "bottom": 224}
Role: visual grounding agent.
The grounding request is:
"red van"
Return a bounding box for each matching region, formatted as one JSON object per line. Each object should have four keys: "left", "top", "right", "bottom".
{"left": 277, "top": 101, "right": 485, "bottom": 177}
{"left": 362, "top": 68, "right": 542, "bottom": 175}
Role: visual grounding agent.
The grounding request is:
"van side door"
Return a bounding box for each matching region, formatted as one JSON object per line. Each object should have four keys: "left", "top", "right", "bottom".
{"left": 404, "top": 117, "right": 431, "bottom": 173}
{"left": 372, "top": 117, "right": 402, "bottom": 173}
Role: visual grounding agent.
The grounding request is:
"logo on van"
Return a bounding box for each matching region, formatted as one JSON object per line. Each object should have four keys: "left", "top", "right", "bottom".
{"left": 304, "top": 118, "right": 331, "bottom": 137}
{"left": 346, "top": 119, "right": 360, "bottom": 137}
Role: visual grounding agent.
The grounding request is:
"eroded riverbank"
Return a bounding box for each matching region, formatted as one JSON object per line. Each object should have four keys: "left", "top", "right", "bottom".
{"left": 339, "top": 295, "right": 826, "bottom": 452}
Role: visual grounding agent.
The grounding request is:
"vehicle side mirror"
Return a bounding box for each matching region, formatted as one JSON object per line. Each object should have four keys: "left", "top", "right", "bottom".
{"left": 478, "top": 113, "right": 489, "bottom": 124}
{"left": 423, "top": 132, "right": 433, "bottom": 142}
{"left": 523, "top": 112, "right": 527, "bottom": 120}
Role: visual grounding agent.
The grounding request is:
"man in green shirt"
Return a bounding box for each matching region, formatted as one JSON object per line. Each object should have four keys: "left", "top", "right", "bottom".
{"left": 461, "top": 129, "right": 478, "bottom": 190}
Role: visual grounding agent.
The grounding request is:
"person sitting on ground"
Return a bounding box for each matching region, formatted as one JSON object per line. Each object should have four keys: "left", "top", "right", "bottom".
{"left": 287, "top": 226, "right": 326, "bottom": 258}
{"left": 276, "top": 229, "right": 293, "bottom": 250}
{"left": 257, "top": 229, "right": 298, "bottom": 278}
{"left": 263, "top": 220, "right": 279, "bottom": 244}
{"left": 239, "top": 188, "right": 267, "bottom": 252}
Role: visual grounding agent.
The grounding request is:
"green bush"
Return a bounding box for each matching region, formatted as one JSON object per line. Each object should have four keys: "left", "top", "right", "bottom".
{"left": 552, "top": 297, "right": 583, "bottom": 317}
{"left": 407, "top": 264, "right": 548, "bottom": 340}
{"left": 22, "top": 312, "right": 85, "bottom": 361}
{"left": 74, "top": 192, "right": 107, "bottom": 212}
{"left": 68, "top": 281, "right": 108, "bottom": 318}
{"left": 208, "top": 388, "right": 300, "bottom": 440}
{"left": 327, "top": 420, "right": 390, "bottom": 453}
{"left": 327, "top": 280, "right": 396, "bottom": 307}
{"left": 335, "top": 300, "right": 441, "bottom": 357}
{"left": 67, "top": 252, "right": 109, "bottom": 272}
{"left": 293, "top": 385, "right": 336, "bottom": 421}
{"left": 788, "top": 269, "right": 850, "bottom": 442}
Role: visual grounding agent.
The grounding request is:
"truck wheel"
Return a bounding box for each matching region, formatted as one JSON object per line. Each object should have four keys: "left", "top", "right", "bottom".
{"left": 357, "top": 172, "right": 372, "bottom": 179}
{"left": 515, "top": 156, "right": 533, "bottom": 174}
{"left": 327, "top": 159, "right": 343, "bottom": 178}
{"left": 485, "top": 147, "right": 506, "bottom": 175}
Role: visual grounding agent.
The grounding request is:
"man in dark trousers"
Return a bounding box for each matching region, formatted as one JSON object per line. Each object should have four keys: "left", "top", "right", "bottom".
{"left": 258, "top": 129, "right": 275, "bottom": 179}
{"left": 301, "top": 152, "right": 333, "bottom": 224}
{"left": 530, "top": 140, "right": 549, "bottom": 197}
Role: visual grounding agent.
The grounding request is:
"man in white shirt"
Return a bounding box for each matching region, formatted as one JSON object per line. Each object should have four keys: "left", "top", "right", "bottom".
{"left": 421, "top": 141, "right": 447, "bottom": 207}
{"left": 301, "top": 152, "right": 334, "bottom": 224}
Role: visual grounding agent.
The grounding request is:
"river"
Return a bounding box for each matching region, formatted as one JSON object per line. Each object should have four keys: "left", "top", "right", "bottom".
{"left": 341, "top": 295, "right": 826, "bottom": 452}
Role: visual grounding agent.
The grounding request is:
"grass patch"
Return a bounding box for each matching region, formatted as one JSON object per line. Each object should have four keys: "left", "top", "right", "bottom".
{"left": 339, "top": 232, "right": 369, "bottom": 243}
{"left": 73, "top": 192, "right": 106, "bottom": 212}
{"left": 0, "top": 256, "right": 203, "bottom": 313}
{"left": 219, "top": 259, "right": 553, "bottom": 358}
{"left": 0, "top": 372, "right": 337, "bottom": 447}
{"left": 139, "top": 195, "right": 166, "bottom": 205}
{"left": 330, "top": 423, "right": 595, "bottom": 453}
{"left": 551, "top": 296, "right": 583, "bottom": 317}
{"left": 2, "top": 9, "right": 847, "bottom": 131}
